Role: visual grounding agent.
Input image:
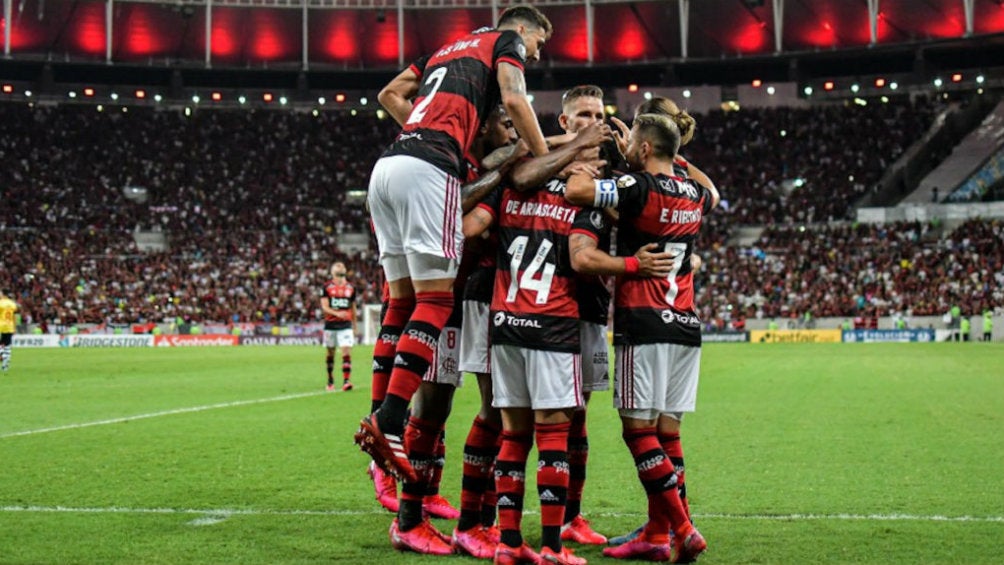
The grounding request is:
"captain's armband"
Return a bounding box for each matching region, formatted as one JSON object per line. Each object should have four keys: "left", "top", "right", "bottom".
{"left": 594, "top": 179, "right": 619, "bottom": 208}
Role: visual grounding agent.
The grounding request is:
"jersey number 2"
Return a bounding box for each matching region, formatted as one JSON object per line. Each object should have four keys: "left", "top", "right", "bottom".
{"left": 406, "top": 67, "right": 448, "bottom": 125}
{"left": 505, "top": 235, "right": 556, "bottom": 305}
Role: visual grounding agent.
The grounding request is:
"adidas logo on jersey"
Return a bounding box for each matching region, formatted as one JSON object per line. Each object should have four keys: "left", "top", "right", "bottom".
{"left": 539, "top": 489, "right": 560, "bottom": 502}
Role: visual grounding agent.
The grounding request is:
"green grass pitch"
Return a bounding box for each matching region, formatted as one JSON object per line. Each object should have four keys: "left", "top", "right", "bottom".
{"left": 0, "top": 343, "right": 1001, "bottom": 564}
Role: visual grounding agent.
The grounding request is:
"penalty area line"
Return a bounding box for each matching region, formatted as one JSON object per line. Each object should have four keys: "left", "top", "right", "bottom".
{"left": 0, "top": 390, "right": 330, "bottom": 440}
{"left": 1, "top": 505, "right": 1001, "bottom": 524}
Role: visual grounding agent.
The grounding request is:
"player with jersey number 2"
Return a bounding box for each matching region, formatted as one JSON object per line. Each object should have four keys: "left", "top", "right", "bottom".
{"left": 358, "top": 5, "right": 553, "bottom": 490}
{"left": 566, "top": 114, "right": 719, "bottom": 563}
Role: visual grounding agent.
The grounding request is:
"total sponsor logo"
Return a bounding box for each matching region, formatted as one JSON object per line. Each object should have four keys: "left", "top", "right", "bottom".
{"left": 660, "top": 310, "right": 700, "bottom": 326}
{"left": 493, "top": 312, "right": 542, "bottom": 329}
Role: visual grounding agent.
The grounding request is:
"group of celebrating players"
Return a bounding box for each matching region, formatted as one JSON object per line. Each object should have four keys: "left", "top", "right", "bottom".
{"left": 337, "top": 5, "right": 720, "bottom": 564}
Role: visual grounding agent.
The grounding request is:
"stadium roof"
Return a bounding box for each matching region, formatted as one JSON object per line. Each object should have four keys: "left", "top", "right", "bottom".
{"left": 3, "top": 0, "right": 1003, "bottom": 67}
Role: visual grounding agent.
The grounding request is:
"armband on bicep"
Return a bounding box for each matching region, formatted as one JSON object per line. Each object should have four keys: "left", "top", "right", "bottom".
{"left": 594, "top": 179, "right": 619, "bottom": 208}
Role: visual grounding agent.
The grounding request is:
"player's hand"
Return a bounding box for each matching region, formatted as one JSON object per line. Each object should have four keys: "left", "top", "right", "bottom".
{"left": 635, "top": 243, "right": 675, "bottom": 278}
{"left": 573, "top": 122, "right": 613, "bottom": 149}
{"left": 610, "top": 116, "right": 631, "bottom": 157}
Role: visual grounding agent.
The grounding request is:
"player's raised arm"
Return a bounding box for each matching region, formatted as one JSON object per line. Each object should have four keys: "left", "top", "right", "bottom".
{"left": 378, "top": 61, "right": 424, "bottom": 127}
{"left": 510, "top": 122, "right": 611, "bottom": 192}
{"left": 461, "top": 140, "right": 529, "bottom": 213}
{"left": 498, "top": 62, "right": 547, "bottom": 157}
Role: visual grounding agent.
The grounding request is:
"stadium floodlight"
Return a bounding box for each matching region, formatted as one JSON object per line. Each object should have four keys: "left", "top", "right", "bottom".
{"left": 682, "top": 90, "right": 691, "bottom": 98}
{"left": 527, "top": 94, "right": 535, "bottom": 103}
{"left": 68, "top": 91, "right": 77, "bottom": 98}
{"left": 766, "top": 86, "right": 775, "bottom": 95}
{"left": 192, "top": 95, "right": 200, "bottom": 104}
{"left": 279, "top": 96, "right": 288, "bottom": 105}
{"left": 135, "top": 90, "right": 146, "bottom": 99}
{"left": 312, "top": 109, "right": 319, "bottom": 117}
{"left": 951, "top": 73, "right": 963, "bottom": 83}
{"left": 976, "top": 75, "right": 985, "bottom": 84}
{"left": 850, "top": 83, "right": 860, "bottom": 93}
{"left": 97, "top": 105, "right": 103, "bottom": 112}
{"left": 881, "top": 96, "right": 889, "bottom": 103}
{"left": 644, "top": 91, "right": 653, "bottom": 100}
{"left": 83, "top": 88, "right": 95, "bottom": 97}
{"left": 889, "top": 82, "right": 899, "bottom": 90}
{"left": 318, "top": 97, "right": 326, "bottom": 105}
{"left": 211, "top": 92, "right": 222, "bottom": 102}
{"left": 780, "top": 129, "right": 787, "bottom": 137}
{"left": 803, "top": 86, "right": 813, "bottom": 96}
{"left": 360, "top": 97, "right": 368, "bottom": 105}
{"left": 376, "top": 109, "right": 387, "bottom": 120}
{"left": 238, "top": 95, "right": 247, "bottom": 104}
{"left": 752, "top": 79, "right": 762, "bottom": 88}
{"left": 1, "top": 84, "right": 12, "bottom": 94}
{"left": 628, "top": 83, "right": 639, "bottom": 93}
{"left": 263, "top": 93, "right": 274, "bottom": 102}
{"left": 933, "top": 78, "right": 943, "bottom": 87}
{"left": 823, "top": 81, "right": 835, "bottom": 91}
{"left": 24, "top": 90, "right": 31, "bottom": 97}
{"left": 110, "top": 92, "right": 119, "bottom": 100}
{"left": 154, "top": 94, "right": 163, "bottom": 102}
{"left": 874, "top": 78, "right": 886, "bottom": 88}
{"left": 335, "top": 93, "right": 347, "bottom": 103}
{"left": 351, "top": 109, "right": 358, "bottom": 116}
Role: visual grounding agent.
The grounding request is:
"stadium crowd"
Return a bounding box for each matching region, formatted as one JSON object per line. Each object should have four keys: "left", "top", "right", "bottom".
{"left": 2, "top": 97, "right": 991, "bottom": 329}
{"left": 695, "top": 219, "right": 1004, "bottom": 326}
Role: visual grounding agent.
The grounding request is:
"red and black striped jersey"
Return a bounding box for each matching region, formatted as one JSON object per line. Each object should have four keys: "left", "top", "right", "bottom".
{"left": 611, "top": 172, "right": 714, "bottom": 347}
{"left": 321, "top": 281, "right": 355, "bottom": 330}
{"left": 463, "top": 176, "right": 502, "bottom": 305}
{"left": 569, "top": 207, "right": 613, "bottom": 326}
{"left": 383, "top": 29, "right": 527, "bottom": 179}
{"left": 488, "top": 179, "right": 581, "bottom": 353}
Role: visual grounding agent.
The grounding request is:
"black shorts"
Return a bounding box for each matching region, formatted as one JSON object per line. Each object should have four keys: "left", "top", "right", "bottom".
{"left": 0, "top": 333, "right": 12, "bottom": 346}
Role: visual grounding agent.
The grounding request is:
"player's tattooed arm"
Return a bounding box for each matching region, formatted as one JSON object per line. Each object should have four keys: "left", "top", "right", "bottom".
{"left": 378, "top": 67, "right": 421, "bottom": 127}
{"left": 462, "top": 140, "right": 530, "bottom": 212}
{"left": 569, "top": 235, "right": 672, "bottom": 278}
{"left": 498, "top": 62, "right": 549, "bottom": 157}
{"left": 462, "top": 207, "right": 495, "bottom": 239}
{"left": 461, "top": 170, "right": 503, "bottom": 214}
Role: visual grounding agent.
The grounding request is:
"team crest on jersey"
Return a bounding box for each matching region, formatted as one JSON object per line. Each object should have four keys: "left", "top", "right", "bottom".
{"left": 589, "top": 210, "right": 604, "bottom": 229}
{"left": 616, "top": 175, "right": 637, "bottom": 188}
{"left": 493, "top": 312, "right": 506, "bottom": 326}
{"left": 516, "top": 43, "right": 527, "bottom": 60}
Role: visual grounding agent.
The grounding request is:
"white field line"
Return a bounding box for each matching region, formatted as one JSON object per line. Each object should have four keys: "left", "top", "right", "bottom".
{"left": 0, "top": 391, "right": 329, "bottom": 439}
{"left": 0, "top": 505, "right": 1001, "bottom": 524}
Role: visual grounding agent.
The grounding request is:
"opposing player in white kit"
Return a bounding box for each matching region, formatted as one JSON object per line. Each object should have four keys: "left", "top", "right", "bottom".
{"left": 566, "top": 114, "right": 718, "bottom": 563}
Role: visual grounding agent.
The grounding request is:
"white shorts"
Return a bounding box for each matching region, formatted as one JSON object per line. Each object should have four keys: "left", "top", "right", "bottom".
{"left": 614, "top": 343, "right": 700, "bottom": 420}
{"left": 459, "top": 300, "right": 491, "bottom": 374}
{"left": 423, "top": 325, "right": 463, "bottom": 387}
{"left": 491, "top": 344, "right": 583, "bottom": 410}
{"left": 368, "top": 154, "right": 464, "bottom": 281}
{"left": 580, "top": 322, "right": 610, "bottom": 392}
{"left": 323, "top": 328, "right": 354, "bottom": 349}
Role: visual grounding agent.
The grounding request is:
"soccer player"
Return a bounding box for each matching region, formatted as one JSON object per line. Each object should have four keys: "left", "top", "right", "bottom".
{"left": 0, "top": 289, "right": 18, "bottom": 372}
{"left": 388, "top": 109, "right": 528, "bottom": 557}
{"left": 320, "top": 262, "right": 356, "bottom": 391}
{"left": 565, "top": 114, "right": 719, "bottom": 562}
{"left": 358, "top": 4, "right": 553, "bottom": 485}
{"left": 606, "top": 97, "right": 718, "bottom": 548}
{"left": 463, "top": 122, "right": 613, "bottom": 565}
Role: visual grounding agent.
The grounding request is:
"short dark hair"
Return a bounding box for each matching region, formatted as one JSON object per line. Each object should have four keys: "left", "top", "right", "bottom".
{"left": 561, "top": 85, "right": 604, "bottom": 112}
{"left": 498, "top": 5, "right": 553, "bottom": 37}
{"left": 633, "top": 113, "right": 681, "bottom": 160}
